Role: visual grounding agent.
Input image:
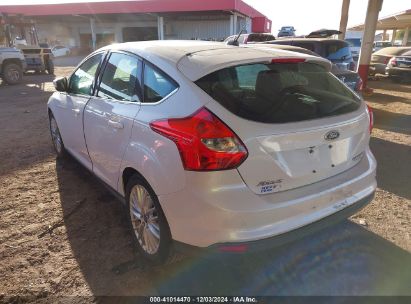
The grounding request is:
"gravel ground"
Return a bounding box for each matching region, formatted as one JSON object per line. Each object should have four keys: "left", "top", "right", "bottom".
{"left": 0, "top": 62, "right": 410, "bottom": 300}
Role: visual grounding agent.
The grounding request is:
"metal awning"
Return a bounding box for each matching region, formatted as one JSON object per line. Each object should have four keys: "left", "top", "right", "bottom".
{"left": 349, "top": 9, "right": 411, "bottom": 30}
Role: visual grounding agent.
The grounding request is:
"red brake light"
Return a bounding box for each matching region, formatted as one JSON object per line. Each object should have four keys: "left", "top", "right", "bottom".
{"left": 366, "top": 104, "right": 374, "bottom": 133}
{"left": 355, "top": 77, "right": 363, "bottom": 92}
{"left": 349, "top": 61, "right": 356, "bottom": 71}
{"left": 271, "top": 58, "right": 306, "bottom": 64}
{"left": 384, "top": 56, "right": 391, "bottom": 64}
{"left": 389, "top": 57, "right": 397, "bottom": 67}
{"left": 149, "top": 108, "right": 248, "bottom": 171}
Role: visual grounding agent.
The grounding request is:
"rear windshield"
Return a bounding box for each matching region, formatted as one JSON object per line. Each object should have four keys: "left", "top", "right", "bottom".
{"left": 346, "top": 38, "right": 361, "bottom": 47}
{"left": 323, "top": 41, "right": 352, "bottom": 61}
{"left": 195, "top": 62, "right": 361, "bottom": 124}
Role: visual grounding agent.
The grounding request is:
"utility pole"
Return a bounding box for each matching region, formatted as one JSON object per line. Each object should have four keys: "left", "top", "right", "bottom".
{"left": 338, "top": 0, "right": 351, "bottom": 40}
{"left": 90, "top": 17, "right": 96, "bottom": 51}
{"left": 357, "top": 0, "right": 383, "bottom": 91}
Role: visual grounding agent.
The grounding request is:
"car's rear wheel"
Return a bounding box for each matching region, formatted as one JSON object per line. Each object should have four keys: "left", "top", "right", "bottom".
{"left": 49, "top": 113, "right": 66, "bottom": 158}
{"left": 125, "top": 175, "right": 172, "bottom": 264}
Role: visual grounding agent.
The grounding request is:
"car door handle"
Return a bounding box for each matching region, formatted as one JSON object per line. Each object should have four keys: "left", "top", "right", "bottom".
{"left": 72, "top": 108, "right": 81, "bottom": 116}
{"left": 108, "top": 119, "right": 124, "bottom": 129}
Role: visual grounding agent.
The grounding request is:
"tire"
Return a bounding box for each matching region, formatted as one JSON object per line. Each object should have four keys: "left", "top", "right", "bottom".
{"left": 125, "top": 174, "right": 173, "bottom": 264}
{"left": 46, "top": 58, "right": 55, "bottom": 75}
{"left": 2, "top": 63, "right": 23, "bottom": 85}
{"left": 49, "top": 113, "right": 67, "bottom": 158}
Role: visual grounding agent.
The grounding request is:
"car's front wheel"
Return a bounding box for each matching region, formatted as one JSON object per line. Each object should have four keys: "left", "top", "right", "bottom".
{"left": 49, "top": 113, "right": 66, "bottom": 158}
{"left": 2, "top": 63, "right": 23, "bottom": 85}
{"left": 125, "top": 175, "right": 172, "bottom": 264}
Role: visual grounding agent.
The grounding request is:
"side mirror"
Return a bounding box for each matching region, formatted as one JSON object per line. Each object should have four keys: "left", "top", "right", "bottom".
{"left": 53, "top": 77, "right": 68, "bottom": 92}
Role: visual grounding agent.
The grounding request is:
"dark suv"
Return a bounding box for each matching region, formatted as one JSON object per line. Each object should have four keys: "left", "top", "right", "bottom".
{"left": 264, "top": 38, "right": 355, "bottom": 71}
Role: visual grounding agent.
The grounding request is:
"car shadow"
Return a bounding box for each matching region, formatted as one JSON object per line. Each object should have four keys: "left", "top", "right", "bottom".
{"left": 372, "top": 107, "right": 411, "bottom": 136}
{"left": 56, "top": 157, "right": 411, "bottom": 296}
{"left": 0, "top": 74, "right": 57, "bottom": 176}
{"left": 370, "top": 137, "right": 411, "bottom": 200}
{"left": 368, "top": 92, "right": 411, "bottom": 106}
{"left": 368, "top": 79, "right": 411, "bottom": 96}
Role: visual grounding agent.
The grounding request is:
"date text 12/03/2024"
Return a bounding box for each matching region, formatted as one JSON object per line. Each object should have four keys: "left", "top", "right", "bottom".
{"left": 149, "top": 297, "right": 258, "bottom": 303}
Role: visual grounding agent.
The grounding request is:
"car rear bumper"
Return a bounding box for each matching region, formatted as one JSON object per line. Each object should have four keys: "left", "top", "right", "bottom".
{"left": 159, "top": 149, "right": 377, "bottom": 248}
{"left": 175, "top": 191, "right": 374, "bottom": 254}
{"left": 386, "top": 67, "right": 411, "bottom": 78}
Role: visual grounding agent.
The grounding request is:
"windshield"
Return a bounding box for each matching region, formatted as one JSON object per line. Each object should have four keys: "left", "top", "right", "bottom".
{"left": 346, "top": 38, "right": 361, "bottom": 47}
{"left": 196, "top": 62, "right": 361, "bottom": 124}
{"left": 323, "top": 41, "right": 352, "bottom": 61}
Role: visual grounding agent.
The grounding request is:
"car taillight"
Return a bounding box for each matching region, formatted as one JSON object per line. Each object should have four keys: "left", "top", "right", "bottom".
{"left": 355, "top": 77, "right": 363, "bottom": 92}
{"left": 366, "top": 104, "right": 374, "bottom": 133}
{"left": 349, "top": 61, "right": 356, "bottom": 71}
{"left": 384, "top": 56, "right": 391, "bottom": 64}
{"left": 389, "top": 57, "right": 397, "bottom": 67}
{"left": 149, "top": 107, "right": 248, "bottom": 171}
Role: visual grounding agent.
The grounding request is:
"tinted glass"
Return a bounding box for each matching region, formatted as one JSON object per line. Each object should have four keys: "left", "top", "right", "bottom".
{"left": 143, "top": 63, "right": 178, "bottom": 103}
{"left": 323, "top": 41, "right": 352, "bottom": 61}
{"left": 292, "top": 41, "right": 316, "bottom": 52}
{"left": 97, "top": 53, "right": 142, "bottom": 102}
{"left": 196, "top": 62, "right": 361, "bottom": 124}
{"left": 69, "top": 53, "right": 103, "bottom": 95}
{"left": 346, "top": 38, "right": 361, "bottom": 47}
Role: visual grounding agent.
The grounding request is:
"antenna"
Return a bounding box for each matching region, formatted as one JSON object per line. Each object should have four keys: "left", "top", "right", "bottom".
{"left": 226, "top": 26, "right": 246, "bottom": 46}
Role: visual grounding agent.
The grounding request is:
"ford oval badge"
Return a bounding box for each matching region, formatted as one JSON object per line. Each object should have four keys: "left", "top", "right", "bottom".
{"left": 325, "top": 130, "right": 340, "bottom": 141}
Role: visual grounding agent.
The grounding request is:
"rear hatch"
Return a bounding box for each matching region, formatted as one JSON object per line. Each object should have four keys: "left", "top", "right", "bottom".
{"left": 195, "top": 58, "right": 369, "bottom": 194}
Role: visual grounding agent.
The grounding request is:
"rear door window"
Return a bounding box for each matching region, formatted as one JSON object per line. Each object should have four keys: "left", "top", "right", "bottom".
{"left": 195, "top": 62, "right": 361, "bottom": 124}
{"left": 143, "top": 63, "right": 178, "bottom": 103}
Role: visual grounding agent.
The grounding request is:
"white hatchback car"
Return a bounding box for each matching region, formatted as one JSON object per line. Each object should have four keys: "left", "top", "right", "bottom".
{"left": 48, "top": 41, "right": 376, "bottom": 263}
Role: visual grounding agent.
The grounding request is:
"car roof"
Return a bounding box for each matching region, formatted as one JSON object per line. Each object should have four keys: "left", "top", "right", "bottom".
{"left": 373, "top": 46, "right": 411, "bottom": 55}
{"left": 275, "top": 38, "right": 344, "bottom": 43}
{"left": 101, "top": 40, "right": 330, "bottom": 81}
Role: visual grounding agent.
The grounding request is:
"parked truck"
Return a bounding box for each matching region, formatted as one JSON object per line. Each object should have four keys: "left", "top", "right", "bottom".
{"left": 0, "top": 13, "right": 54, "bottom": 84}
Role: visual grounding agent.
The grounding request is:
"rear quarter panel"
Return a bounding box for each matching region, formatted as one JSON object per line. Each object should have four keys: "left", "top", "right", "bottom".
{"left": 117, "top": 65, "right": 212, "bottom": 196}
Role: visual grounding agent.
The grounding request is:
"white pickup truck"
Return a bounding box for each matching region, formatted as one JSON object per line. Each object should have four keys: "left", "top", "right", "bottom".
{"left": 0, "top": 47, "right": 26, "bottom": 84}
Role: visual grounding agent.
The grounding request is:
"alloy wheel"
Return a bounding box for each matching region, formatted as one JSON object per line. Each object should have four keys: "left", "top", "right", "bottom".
{"left": 50, "top": 117, "right": 63, "bottom": 154}
{"left": 129, "top": 184, "right": 161, "bottom": 255}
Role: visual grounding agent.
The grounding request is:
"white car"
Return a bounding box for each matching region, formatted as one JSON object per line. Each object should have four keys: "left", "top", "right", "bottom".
{"left": 48, "top": 41, "right": 376, "bottom": 263}
{"left": 51, "top": 45, "right": 70, "bottom": 57}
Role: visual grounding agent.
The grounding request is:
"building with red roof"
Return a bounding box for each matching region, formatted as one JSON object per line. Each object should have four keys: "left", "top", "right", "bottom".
{"left": 0, "top": 0, "right": 271, "bottom": 51}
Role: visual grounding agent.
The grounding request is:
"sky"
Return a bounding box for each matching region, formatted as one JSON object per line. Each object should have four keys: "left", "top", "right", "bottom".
{"left": 0, "top": 0, "right": 410, "bottom": 35}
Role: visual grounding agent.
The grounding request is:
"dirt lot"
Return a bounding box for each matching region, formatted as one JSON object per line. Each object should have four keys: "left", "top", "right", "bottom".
{"left": 0, "top": 61, "right": 410, "bottom": 301}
